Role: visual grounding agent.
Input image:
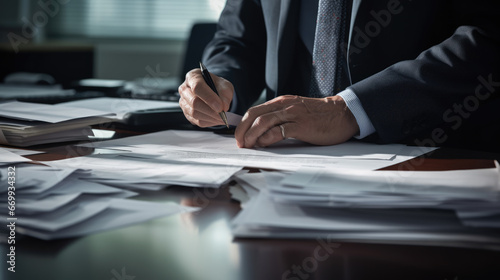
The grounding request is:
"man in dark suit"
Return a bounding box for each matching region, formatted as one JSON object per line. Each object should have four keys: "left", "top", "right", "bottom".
{"left": 179, "top": 0, "right": 500, "bottom": 150}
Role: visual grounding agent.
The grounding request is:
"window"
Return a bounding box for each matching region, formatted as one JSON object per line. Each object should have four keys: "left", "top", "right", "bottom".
{"left": 48, "top": 0, "right": 225, "bottom": 39}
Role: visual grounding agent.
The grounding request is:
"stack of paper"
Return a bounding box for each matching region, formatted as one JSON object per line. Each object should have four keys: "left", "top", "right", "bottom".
{"left": 0, "top": 164, "right": 198, "bottom": 240}
{"left": 0, "top": 101, "right": 115, "bottom": 146}
{"left": 230, "top": 164, "right": 500, "bottom": 250}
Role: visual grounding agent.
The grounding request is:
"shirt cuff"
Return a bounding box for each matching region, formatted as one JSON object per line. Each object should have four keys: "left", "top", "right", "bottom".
{"left": 336, "top": 88, "right": 376, "bottom": 139}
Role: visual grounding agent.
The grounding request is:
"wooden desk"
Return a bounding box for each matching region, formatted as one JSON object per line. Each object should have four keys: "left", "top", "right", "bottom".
{"left": 3, "top": 140, "right": 500, "bottom": 280}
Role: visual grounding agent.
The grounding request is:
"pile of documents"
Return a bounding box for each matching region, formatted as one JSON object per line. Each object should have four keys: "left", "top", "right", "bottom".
{"left": 0, "top": 101, "right": 115, "bottom": 146}
{"left": 0, "top": 149, "right": 198, "bottom": 240}
{"left": 230, "top": 164, "right": 500, "bottom": 250}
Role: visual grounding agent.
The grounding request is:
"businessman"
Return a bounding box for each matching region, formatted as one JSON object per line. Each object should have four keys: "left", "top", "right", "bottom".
{"left": 179, "top": 0, "right": 500, "bottom": 150}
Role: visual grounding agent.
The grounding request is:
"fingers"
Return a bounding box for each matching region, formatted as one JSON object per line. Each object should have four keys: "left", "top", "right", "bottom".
{"left": 179, "top": 97, "right": 224, "bottom": 127}
{"left": 235, "top": 96, "right": 300, "bottom": 148}
{"left": 235, "top": 95, "right": 297, "bottom": 147}
{"left": 178, "top": 69, "right": 234, "bottom": 127}
{"left": 255, "top": 123, "right": 297, "bottom": 147}
{"left": 240, "top": 110, "right": 288, "bottom": 148}
{"left": 211, "top": 73, "right": 234, "bottom": 112}
{"left": 185, "top": 69, "right": 223, "bottom": 112}
{"left": 235, "top": 95, "right": 359, "bottom": 148}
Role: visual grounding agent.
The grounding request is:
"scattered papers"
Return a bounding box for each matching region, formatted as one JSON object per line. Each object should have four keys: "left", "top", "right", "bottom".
{"left": 0, "top": 164, "right": 199, "bottom": 240}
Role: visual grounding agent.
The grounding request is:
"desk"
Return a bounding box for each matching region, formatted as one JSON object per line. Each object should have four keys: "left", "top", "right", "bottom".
{"left": 2, "top": 136, "right": 500, "bottom": 280}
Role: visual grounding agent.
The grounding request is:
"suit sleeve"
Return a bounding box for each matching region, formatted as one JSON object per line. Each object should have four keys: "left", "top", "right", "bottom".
{"left": 202, "top": 0, "right": 267, "bottom": 114}
{"left": 349, "top": 1, "right": 500, "bottom": 144}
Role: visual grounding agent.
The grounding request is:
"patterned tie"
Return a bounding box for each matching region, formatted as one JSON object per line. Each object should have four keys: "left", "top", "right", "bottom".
{"left": 310, "top": 0, "right": 350, "bottom": 97}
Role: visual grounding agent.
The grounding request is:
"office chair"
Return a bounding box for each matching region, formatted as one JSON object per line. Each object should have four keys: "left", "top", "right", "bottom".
{"left": 179, "top": 22, "right": 218, "bottom": 81}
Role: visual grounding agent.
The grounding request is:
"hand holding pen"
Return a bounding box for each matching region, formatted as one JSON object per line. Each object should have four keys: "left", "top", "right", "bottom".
{"left": 199, "top": 62, "right": 229, "bottom": 128}
{"left": 178, "top": 63, "right": 234, "bottom": 128}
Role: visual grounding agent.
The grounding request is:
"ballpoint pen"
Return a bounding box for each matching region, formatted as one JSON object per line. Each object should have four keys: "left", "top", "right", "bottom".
{"left": 199, "top": 61, "right": 229, "bottom": 128}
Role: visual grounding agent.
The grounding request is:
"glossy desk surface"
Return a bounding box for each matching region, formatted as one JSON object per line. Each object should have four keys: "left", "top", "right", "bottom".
{"left": 2, "top": 137, "right": 500, "bottom": 280}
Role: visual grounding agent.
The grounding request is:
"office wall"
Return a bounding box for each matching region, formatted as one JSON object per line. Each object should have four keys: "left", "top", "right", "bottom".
{"left": 94, "top": 40, "right": 184, "bottom": 81}
{"left": 1, "top": 0, "right": 187, "bottom": 82}
{"left": 0, "top": 1, "right": 20, "bottom": 25}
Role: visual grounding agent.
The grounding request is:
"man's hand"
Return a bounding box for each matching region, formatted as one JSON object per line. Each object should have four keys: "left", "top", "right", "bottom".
{"left": 179, "top": 69, "right": 234, "bottom": 127}
{"left": 235, "top": 95, "right": 360, "bottom": 148}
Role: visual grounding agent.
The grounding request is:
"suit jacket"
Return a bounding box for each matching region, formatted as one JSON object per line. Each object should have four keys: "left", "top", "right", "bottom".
{"left": 203, "top": 0, "right": 500, "bottom": 148}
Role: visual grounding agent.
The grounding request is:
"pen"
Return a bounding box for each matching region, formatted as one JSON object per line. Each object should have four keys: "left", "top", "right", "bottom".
{"left": 199, "top": 61, "right": 229, "bottom": 128}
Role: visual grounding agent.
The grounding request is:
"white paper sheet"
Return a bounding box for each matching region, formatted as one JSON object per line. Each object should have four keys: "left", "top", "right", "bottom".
{"left": 0, "top": 148, "right": 32, "bottom": 164}
{"left": 79, "top": 130, "right": 436, "bottom": 171}
{"left": 226, "top": 112, "right": 243, "bottom": 127}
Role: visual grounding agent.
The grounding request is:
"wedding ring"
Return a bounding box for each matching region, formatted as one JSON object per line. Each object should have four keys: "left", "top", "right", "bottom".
{"left": 279, "top": 124, "right": 286, "bottom": 140}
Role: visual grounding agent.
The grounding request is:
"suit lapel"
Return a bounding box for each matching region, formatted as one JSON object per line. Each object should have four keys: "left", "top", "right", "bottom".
{"left": 347, "top": 0, "right": 369, "bottom": 84}
{"left": 348, "top": 0, "right": 362, "bottom": 46}
{"left": 347, "top": 0, "right": 364, "bottom": 84}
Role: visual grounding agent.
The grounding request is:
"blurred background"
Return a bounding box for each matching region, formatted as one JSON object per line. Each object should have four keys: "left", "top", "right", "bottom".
{"left": 0, "top": 0, "right": 225, "bottom": 85}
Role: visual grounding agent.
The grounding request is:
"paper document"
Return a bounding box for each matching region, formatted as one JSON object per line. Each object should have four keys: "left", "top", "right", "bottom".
{"left": 226, "top": 112, "right": 243, "bottom": 127}
{"left": 0, "top": 100, "right": 114, "bottom": 123}
{"left": 0, "top": 148, "right": 32, "bottom": 164}
{"left": 57, "top": 97, "right": 180, "bottom": 120}
{"left": 79, "top": 130, "right": 436, "bottom": 171}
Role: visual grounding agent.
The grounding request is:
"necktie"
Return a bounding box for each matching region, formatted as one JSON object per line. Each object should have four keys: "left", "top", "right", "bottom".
{"left": 309, "top": 0, "right": 350, "bottom": 97}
